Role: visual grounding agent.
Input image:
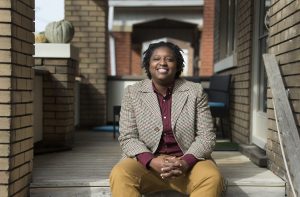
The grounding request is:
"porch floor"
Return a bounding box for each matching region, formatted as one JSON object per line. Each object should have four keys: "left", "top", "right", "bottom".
{"left": 30, "top": 130, "right": 285, "bottom": 197}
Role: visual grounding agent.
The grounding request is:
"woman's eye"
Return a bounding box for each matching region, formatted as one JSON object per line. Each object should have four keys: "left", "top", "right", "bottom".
{"left": 166, "top": 58, "right": 174, "bottom": 62}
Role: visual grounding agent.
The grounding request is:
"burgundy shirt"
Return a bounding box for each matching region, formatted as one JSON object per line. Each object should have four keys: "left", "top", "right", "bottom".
{"left": 136, "top": 82, "right": 198, "bottom": 169}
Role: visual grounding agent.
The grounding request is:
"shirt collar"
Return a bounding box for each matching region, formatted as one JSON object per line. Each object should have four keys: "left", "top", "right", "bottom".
{"left": 152, "top": 81, "right": 174, "bottom": 97}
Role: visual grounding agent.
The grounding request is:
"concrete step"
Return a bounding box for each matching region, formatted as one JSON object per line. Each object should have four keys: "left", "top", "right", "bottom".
{"left": 225, "top": 186, "right": 286, "bottom": 197}
{"left": 31, "top": 152, "right": 286, "bottom": 197}
{"left": 30, "top": 185, "right": 286, "bottom": 197}
{"left": 239, "top": 144, "right": 268, "bottom": 167}
{"left": 31, "top": 178, "right": 285, "bottom": 197}
{"left": 214, "top": 151, "right": 286, "bottom": 197}
{"left": 30, "top": 187, "right": 111, "bottom": 197}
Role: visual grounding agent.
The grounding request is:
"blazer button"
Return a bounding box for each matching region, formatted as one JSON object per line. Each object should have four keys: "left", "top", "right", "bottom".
{"left": 154, "top": 127, "right": 160, "bottom": 132}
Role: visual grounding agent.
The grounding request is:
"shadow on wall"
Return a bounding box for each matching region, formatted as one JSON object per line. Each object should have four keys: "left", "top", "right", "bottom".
{"left": 79, "top": 75, "right": 106, "bottom": 127}
{"left": 34, "top": 66, "right": 76, "bottom": 153}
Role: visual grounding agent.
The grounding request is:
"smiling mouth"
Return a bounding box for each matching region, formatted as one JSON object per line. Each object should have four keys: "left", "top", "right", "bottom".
{"left": 157, "top": 68, "right": 169, "bottom": 74}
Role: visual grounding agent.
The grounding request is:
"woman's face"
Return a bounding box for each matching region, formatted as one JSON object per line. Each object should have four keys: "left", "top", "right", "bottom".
{"left": 149, "top": 46, "right": 177, "bottom": 85}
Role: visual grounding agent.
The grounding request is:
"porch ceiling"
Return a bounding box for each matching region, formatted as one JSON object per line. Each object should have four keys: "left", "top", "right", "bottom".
{"left": 131, "top": 18, "right": 199, "bottom": 45}
{"left": 133, "top": 18, "right": 198, "bottom": 29}
{"left": 109, "top": 0, "right": 204, "bottom": 7}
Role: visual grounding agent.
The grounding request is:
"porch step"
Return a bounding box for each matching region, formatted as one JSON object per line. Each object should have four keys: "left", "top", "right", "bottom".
{"left": 225, "top": 186, "right": 285, "bottom": 197}
{"left": 30, "top": 187, "right": 111, "bottom": 197}
{"left": 30, "top": 179, "right": 285, "bottom": 197}
{"left": 239, "top": 144, "right": 268, "bottom": 167}
{"left": 30, "top": 151, "right": 285, "bottom": 197}
{"left": 213, "top": 151, "right": 285, "bottom": 197}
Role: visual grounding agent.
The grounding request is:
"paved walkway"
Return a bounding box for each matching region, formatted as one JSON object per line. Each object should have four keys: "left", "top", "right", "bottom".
{"left": 30, "top": 130, "right": 285, "bottom": 197}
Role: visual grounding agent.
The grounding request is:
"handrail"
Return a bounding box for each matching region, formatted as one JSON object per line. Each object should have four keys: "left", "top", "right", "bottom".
{"left": 263, "top": 54, "right": 300, "bottom": 196}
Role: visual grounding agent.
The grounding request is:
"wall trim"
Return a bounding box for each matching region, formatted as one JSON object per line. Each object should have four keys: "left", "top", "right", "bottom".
{"left": 214, "top": 53, "right": 236, "bottom": 73}
{"left": 34, "top": 43, "right": 79, "bottom": 60}
{"left": 109, "top": 0, "right": 204, "bottom": 7}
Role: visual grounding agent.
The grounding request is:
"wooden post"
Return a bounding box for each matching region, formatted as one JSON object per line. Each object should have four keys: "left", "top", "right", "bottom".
{"left": 263, "top": 54, "right": 300, "bottom": 196}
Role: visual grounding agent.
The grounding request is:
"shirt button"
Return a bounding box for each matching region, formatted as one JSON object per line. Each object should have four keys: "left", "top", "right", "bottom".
{"left": 163, "top": 116, "right": 166, "bottom": 119}
{"left": 163, "top": 99, "right": 165, "bottom": 102}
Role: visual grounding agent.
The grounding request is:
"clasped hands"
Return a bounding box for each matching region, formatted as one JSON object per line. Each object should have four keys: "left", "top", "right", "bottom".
{"left": 149, "top": 156, "right": 189, "bottom": 179}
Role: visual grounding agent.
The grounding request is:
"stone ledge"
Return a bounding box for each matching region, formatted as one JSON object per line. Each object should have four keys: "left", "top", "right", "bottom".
{"left": 34, "top": 43, "right": 79, "bottom": 61}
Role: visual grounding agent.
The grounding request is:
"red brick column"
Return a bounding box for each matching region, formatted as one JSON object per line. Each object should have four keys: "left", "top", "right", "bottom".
{"left": 200, "top": 0, "right": 215, "bottom": 76}
{"left": 131, "top": 44, "right": 143, "bottom": 76}
{"left": 0, "top": 0, "right": 34, "bottom": 196}
{"left": 113, "top": 31, "right": 132, "bottom": 76}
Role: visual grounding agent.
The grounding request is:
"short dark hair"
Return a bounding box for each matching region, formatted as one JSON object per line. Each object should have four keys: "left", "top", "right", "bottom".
{"left": 142, "top": 41, "right": 185, "bottom": 79}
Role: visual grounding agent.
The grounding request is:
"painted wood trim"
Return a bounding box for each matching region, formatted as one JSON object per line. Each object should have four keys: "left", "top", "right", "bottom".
{"left": 109, "top": 0, "right": 204, "bottom": 7}
{"left": 263, "top": 53, "right": 300, "bottom": 194}
{"left": 214, "top": 53, "right": 237, "bottom": 73}
{"left": 34, "top": 44, "right": 79, "bottom": 60}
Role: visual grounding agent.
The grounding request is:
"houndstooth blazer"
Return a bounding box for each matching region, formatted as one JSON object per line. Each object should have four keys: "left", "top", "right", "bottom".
{"left": 118, "top": 78, "right": 216, "bottom": 160}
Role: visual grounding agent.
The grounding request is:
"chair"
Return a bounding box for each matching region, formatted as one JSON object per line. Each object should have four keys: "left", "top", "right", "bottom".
{"left": 183, "top": 76, "right": 201, "bottom": 83}
{"left": 113, "top": 105, "right": 121, "bottom": 139}
{"left": 207, "top": 75, "right": 231, "bottom": 138}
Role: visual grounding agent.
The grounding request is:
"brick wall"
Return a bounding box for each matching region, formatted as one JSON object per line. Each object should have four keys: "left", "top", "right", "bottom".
{"left": 34, "top": 57, "right": 77, "bottom": 149}
{"left": 200, "top": 0, "right": 215, "bottom": 76}
{"left": 65, "top": 0, "right": 108, "bottom": 126}
{"left": 230, "top": 0, "right": 252, "bottom": 144}
{"left": 267, "top": 0, "right": 300, "bottom": 193}
{"left": 113, "top": 33, "right": 143, "bottom": 77}
{"left": 131, "top": 44, "right": 143, "bottom": 76}
{"left": 215, "top": 0, "right": 253, "bottom": 144}
{"left": 0, "top": 0, "right": 34, "bottom": 196}
{"left": 113, "top": 31, "right": 132, "bottom": 76}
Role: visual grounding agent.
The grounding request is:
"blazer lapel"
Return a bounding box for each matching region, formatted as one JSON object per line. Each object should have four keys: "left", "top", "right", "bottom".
{"left": 143, "top": 93, "right": 162, "bottom": 124}
{"left": 139, "top": 79, "right": 162, "bottom": 125}
{"left": 171, "top": 79, "right": 189, "bottom": 130}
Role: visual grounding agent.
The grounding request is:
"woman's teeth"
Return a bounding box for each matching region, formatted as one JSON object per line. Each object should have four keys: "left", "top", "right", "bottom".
{"left": 157, "top": 68, "right": 168, "bottom": 73}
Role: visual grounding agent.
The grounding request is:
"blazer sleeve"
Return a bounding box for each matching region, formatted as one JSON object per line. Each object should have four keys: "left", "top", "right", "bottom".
{"left": 184, "top": 85, "right": 216, "bottom": 159}
{"left": 118, "top": 86, "right": 152, "bottom": 157}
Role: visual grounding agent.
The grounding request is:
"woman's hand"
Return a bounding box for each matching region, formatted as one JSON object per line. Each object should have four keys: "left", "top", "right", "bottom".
{"left": 149, "top": 156, "right": 167, "bottom": 174}
{"left": 149, "top": 156, "right": 190, "bottom": 179}
{"left": 160, "top": 157, "right": 189, "bottom": 179}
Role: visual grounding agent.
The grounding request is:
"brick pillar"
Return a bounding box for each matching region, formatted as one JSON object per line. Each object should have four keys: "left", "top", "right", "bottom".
{"left": 200, "top": 0, "right": 215, "bottom": 76}
{"left": 131, "top": 44, "right": 143, "bottom": 76}
{"left": 0, "top": 0, "right": 34, "bottom": 196}
{"left": 113, "top": 31, "right": 132, "bottom": 76}
{"left": 34, "top": 44, "right": 78, "bottom": 148}
{"left": 65, "top": 0, "right": 108, "bottom": 126}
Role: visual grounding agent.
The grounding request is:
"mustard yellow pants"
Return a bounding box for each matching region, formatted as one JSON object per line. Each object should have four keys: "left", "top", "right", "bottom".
{"left": 109, "top": 158, "right": 223, "bottom": 197}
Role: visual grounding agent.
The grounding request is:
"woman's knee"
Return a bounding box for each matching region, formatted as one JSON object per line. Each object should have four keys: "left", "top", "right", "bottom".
{"left": 110, "top": 159, "right": 146, "bottom": 196}
{"left": 191, "top": 160, "right": 222, "bottom": 185}
{"left": 207, "top": 167, "right": 222, "bottom": 184}
{"left": 110, "top": 163, "right": 123, "bottom": 181}
{"left": 110, "top": 158, "right": 146, "bottom": 181}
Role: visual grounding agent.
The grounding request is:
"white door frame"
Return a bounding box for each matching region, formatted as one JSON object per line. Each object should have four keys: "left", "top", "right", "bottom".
{"left": 250, "top": 0, "right": 268, "bottom": 149}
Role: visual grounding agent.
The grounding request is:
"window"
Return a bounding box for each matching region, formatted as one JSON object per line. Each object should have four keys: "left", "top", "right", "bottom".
{"left": 258, "top": 0, "right": 270, "bottom": 112}
{"left": 219, "top": 0, "right": 236, "bottom": 59}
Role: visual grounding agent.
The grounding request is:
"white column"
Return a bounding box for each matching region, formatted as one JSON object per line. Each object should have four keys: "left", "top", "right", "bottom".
{"left": 108, "top": 6, "right": 116, "bottom": 76}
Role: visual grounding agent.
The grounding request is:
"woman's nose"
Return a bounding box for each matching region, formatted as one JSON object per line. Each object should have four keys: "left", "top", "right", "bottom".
{"left": 159, "top": 58, "right": 167, "bottom": 65}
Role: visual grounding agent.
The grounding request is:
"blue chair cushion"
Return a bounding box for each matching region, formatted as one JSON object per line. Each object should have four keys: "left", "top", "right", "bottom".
{"left": 93, "top": 125, "right": 119, "bottom": 132}
{"left": 208, "top": 102, "right": 225, "bottom": 107}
